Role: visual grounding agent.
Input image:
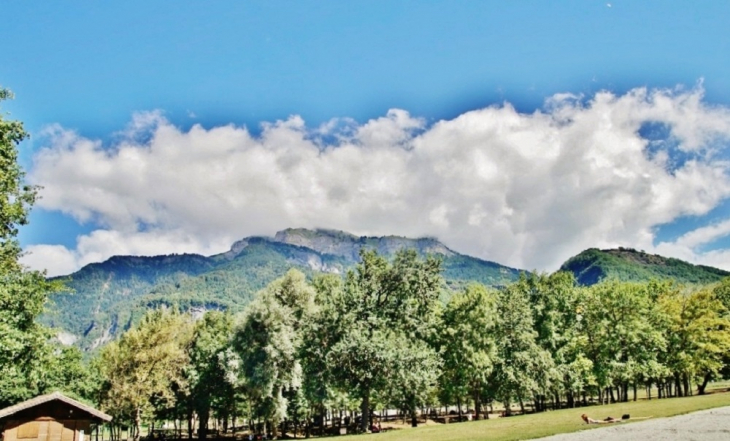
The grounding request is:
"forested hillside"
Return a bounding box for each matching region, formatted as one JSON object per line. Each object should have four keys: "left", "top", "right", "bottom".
{"left": 45, "top": 231, "right": 730, "bottom": 352}
{"left": 560, "top": 247, "right": 730, "bottom": 285}
{"left": 44, "top": 229, "right": 521, "bottom": 350}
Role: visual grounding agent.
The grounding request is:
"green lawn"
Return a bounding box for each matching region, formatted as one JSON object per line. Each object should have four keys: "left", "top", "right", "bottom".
{"left": 350, "top": 391, "right": 730, "bottom": 441}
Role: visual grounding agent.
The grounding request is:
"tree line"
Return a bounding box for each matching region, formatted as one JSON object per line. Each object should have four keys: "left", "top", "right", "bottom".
{"left": 87, "top": 251, "right": 730, "bottom": 439}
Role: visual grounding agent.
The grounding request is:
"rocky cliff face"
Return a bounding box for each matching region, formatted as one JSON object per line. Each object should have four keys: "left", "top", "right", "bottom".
{"left": 272, "top": 228, "right": 455, "bottom": 261}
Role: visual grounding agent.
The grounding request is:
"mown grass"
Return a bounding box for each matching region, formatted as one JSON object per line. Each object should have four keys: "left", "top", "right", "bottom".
{"left": 351, "top": 389, "right": 730, "bottom": 441}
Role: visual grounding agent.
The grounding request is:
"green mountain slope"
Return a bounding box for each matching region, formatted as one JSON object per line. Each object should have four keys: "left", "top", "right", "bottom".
{"left": 560, "top": 247, "right": 730, "bottom": 286}
{"left": 45, "top": 254, "right": 215, "bottom": 348}
{"left": 44, "top": 229, "right": 521, "bottom": 350}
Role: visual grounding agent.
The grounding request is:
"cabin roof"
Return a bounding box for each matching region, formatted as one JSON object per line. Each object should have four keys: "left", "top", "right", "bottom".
{"left": 0, "top": 392, "right": 112, "bottom": 422}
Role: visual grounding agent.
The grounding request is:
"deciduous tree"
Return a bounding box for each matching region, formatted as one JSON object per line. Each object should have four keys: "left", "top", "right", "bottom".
{"left": 0, "top": 88, "right": 62, "bottom": 407}
{"left": 230, "top": 269, "right": 314, "bottom": 437}
{"left": 97, "top": 310, "right": 193, "bottom": 441}
{"left": 437, "top": 284, "right": 498, "bottom": 419}
{"left": 314, "top": 250, "right": 443, "bottom": 431}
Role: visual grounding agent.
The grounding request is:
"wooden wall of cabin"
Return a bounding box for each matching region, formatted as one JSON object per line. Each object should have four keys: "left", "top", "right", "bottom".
{"left": 3, "top": 418, "right": 91, "bottom": 441}
{"left": 1, "top": 401, "right": 94, "bottom": 441}
{"left": 4, "top": 417, "right": 91, "bottom": 441}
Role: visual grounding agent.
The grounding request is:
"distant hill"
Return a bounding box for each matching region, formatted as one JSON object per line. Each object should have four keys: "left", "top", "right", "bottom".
{"left": 44, "top": 229, "right": 521, "bottom": 350}
{"left": 559, "top": 247, "right": 730, "bottom": 286}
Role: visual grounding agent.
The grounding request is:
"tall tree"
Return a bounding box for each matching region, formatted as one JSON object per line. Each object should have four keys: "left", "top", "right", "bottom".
{"left": 314, "top": 249, "right": 443, "bottom": 432}
{"left": 521, "top": 272, "right": 584, "bottom": 409}
{"left": 659, "top": 287, "right": 730, "bottom": 395}
{"left": 186, "top": 311, "right": 236, "bottom": 440}
{"left": 712, "top": 278, "right": 730, "bottom": 380}
{"left": 437, "top": 284, "right": 499, "bottom": 419}
{"left": 0, "top": 87, "right": 61, "bottom": 407}
{"left": 581, "top": 281, "right": 665, "bottom": 402}
{"left": 230, "top": 269, "right": 314, "bottom": 437}
{"left": 97, "top": 310, "right": 194, "bottom": 441}
{"left": 299, "top": 274, "right": 344, "bottom": 432}
{"left": 493, "top": 279, "right": 553, "bottom": 415}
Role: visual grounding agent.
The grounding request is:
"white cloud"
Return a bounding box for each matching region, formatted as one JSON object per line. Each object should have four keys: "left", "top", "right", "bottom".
{"left": 24, "top": 86, "right": 730, "bottom": 276}
{"left": 21, "top": 245, "right": 79, "bottom": 277}
{"left": 23, "top": 229, "right": 233, "bottom": 277}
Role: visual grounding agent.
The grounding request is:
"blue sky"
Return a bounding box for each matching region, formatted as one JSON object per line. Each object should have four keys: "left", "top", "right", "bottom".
{"left": 4, "top": 1, "right": 730, "bottom": 275}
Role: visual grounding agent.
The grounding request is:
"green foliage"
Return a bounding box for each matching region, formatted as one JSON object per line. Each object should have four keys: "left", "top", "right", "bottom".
{"left": 0, "top": 88, "right": 34, "bottom": 244}
{"left": 437, "top": 284, "right": 499, "bottom": 416}
{"left": 186, "top": 311, "right": 236, "bottom": 439}
{"left": 440, "top": 254, "right": 520, "bottom": 290}
{"left": 712, "top": 276, "right": 730, "bottom": 313}
{"left": 561, "top": 248, "right": 730, "bottom": 286}
{"left": 658, "top": 285, "right": 730, "bottom": 391}
{"left": 96, "top": 309, "right": 194, "bottom": 441}
{"left": 511, "top": 272, "right": 588, "bottom": 406}
{"left": 0, "top": 87, "right": 66, "bottom": 407}
{"left": 44, "top": 253, "right": 214, "bottom": 350}
{"left": 580, "top": 280, "right": 668, "bottom": 394}
{"left": 42, "top": 346, "right": 95, "bottom": 402}
{"left": 493, "top": 279, "right": 553, "bottom": 413}
{"left": 308, "top": 249, "right": 443, "bottom": 431}
{"left": 229, "top": 269, "right": 314, "bottom": 436}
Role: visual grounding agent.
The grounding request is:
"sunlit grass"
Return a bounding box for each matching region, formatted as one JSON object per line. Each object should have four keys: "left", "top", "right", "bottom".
{"left": 351, "top": 388, "right": 730, "bottom": 441}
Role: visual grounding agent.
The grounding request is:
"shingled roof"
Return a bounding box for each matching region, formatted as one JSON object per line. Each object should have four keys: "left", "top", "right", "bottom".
{"left": 0, "top": 392, "right": 112, "bottom": 422}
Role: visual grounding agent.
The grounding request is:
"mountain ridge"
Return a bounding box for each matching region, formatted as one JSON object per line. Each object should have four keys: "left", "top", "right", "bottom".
{"left": 45, "top": 229, "right": 519, "bottom": 350}
{"left": 44, "top": 231, "right": 730, "bottom": 352}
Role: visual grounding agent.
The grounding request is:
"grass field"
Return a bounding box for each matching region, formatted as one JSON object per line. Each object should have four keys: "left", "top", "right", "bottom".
{"left": 350, "top": 388, "right": 730, "bottom": 441}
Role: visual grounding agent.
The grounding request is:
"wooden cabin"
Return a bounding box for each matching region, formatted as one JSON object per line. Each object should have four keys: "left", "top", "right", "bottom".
{"left": 0, "top": 392, "right": 111, "bottom": 441}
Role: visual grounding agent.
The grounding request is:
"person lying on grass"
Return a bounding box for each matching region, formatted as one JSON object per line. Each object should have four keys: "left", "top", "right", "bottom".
{"left": 581, "top": 414, "right": 626, "bottom": 424}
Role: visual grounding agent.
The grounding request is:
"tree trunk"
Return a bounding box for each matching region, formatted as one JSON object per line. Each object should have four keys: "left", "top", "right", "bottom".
{"left": 187, "top": 412, "right": 193, "bottom": 441}
{"left": 698, "top": 372, "right": 712, "bottom": 395}
{"left": 360, "top": 392, "right": 370, "bottom": 433}
{"left": 197, "top": 407, "right": 209, "bottom": 441}
{"left": 271, "top": 418, "right": 279, "bottom": 439}
{"left": 474, "top": 390, "right": 481, "bottom": 420}
{"left": 133, "top": 407, "right": 141, "bottom": 441}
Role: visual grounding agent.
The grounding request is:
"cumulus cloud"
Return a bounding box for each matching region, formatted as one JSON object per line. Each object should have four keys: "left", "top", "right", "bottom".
{"left": 23, "top": 86, "right": 730, "bottom": 276}
{"left": 23, "top": 229, "right": 232, "bottom": 277}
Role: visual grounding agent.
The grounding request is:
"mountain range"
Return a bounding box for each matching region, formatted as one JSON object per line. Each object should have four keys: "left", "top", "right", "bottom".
{"left": 42, "top": 229, "right": 730, "bottom": 351}
{"left": 44, "top": 228, "right": 520, "bottom": 350}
